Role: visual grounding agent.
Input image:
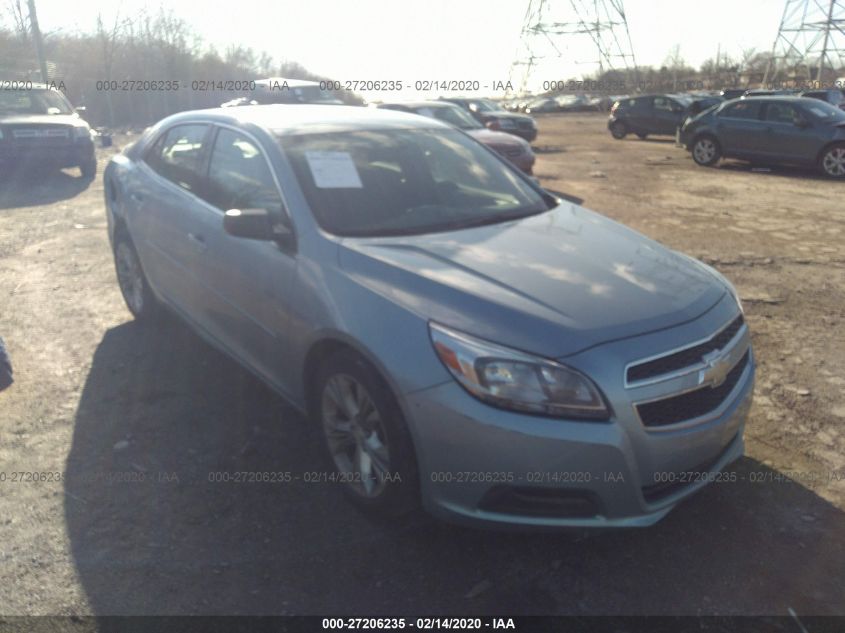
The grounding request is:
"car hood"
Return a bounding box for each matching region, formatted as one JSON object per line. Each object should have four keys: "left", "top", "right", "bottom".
{"left": 0, "top": 114, "right": 81, "bottom": 127}
{"left": 338, "top": 204, "right": 727, "bottom": 358}
{"left": 465, "top": 128, "right": 529, "bottom": 148}
{"left": 482, "top": 111, "right": 533, "bottom": 123}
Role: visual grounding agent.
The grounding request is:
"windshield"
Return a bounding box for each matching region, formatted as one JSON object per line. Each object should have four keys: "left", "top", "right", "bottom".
{"left": 805, "top": 100, "right": 845, "bottom": 122}
{"left": 415, "top": 105, "right": 482, "bottom": 130}
{"left": 253, "top": 84, "right": 338, "bottom": 104}
{"left": 472, "top": 99, "right": 503, "bottom": 112}
{"left": 0, "top": 89, "right": 74, "bottom": 115}
{"left": 280, "top": 128, "right": 548, "bottom": 237}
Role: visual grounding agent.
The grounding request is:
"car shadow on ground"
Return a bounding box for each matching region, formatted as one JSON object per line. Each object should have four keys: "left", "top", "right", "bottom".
{"left": 0, "top": 166, "right": 93, "bottom": 210}
{"left": 65, "top": 318, "right": 845, "bottom": 615}
{"left": 716, "top": 160, "right": 841, "bottom": 183}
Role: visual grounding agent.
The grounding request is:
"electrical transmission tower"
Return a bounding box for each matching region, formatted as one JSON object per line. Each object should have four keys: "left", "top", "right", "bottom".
{"left": 509, "top": 0, "right": 637, "bottom": 96}
{"left": 763, "top": 0, "right": 845, "bottom": 84}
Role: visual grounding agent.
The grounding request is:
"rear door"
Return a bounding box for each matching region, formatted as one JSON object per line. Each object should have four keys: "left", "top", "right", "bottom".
{"left": 129, "top": 123, "right": 213, "bottom": 316}
{"left": 652, "top": 96, "right": 685, "bottom": 134}
{"left": 712, "top": 100, "right": 766, "bottom": 157}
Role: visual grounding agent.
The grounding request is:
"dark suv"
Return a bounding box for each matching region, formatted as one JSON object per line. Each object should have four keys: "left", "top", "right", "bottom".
{"left": 679, "top": 96, "right": 845, "bottom": 178}
{"left": 0, "top": 82, "right": 96, "bottom": 178}
{"left": 608, "top": 94, "right": 692, "bottom": 139}
{"left": 440, "top": 97, "right": 537, "bottom": 142}
{"left": 800, "top": 89, "right": 845, "bottom": 110}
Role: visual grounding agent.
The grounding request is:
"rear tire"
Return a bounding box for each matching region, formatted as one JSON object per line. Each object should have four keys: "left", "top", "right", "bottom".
{"left": 312, "top": 349, "right": 419, "bottom": 518}
{"left": 691, "top": 135, "right": 721, "bottom": 167}
{"left": 820, "top": 144, "right": 845, "bottom": 179}
{"left": 113, "top": 234, "right": 160, "bottom": 322}
{"left": 80, "top": 158, "right": 97, "bottom": 179}
{"left": 610, "top": 121, "right": 627, "bottom": 140}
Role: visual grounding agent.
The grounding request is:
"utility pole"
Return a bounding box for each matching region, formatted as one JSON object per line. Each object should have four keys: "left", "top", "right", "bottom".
{"left": 26, "top": 0, "right": 49, "bottom": 83}
{"left": 509, "top": 0, "right": 638, "bottom": 96}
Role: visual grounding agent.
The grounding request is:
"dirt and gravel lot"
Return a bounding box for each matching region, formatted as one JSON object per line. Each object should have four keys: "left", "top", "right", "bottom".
{"left": 0, "top": 113, "right": 843, "bottom": 617}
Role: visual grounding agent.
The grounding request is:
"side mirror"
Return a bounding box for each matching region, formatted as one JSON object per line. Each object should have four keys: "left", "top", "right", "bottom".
{"left": 224, "top": 208, "right": 275, "bottom": 240}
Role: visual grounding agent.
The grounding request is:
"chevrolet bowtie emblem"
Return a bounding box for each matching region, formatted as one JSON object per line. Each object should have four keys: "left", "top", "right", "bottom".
{"left": 699, "top": 349, "right": 732, "bottom": 388}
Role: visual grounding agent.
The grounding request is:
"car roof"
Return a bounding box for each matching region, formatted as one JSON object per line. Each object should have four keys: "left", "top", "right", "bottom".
{"left": 253, "top": 77, "right": 322, "bottom": 88}
{"left": 157, "top": 104, "right": 450, "bottom": 135}
{"left": 379, "top": 101, "right": 459, "bottom": 110}
{"left": 739, "top": 95, "right": 813, "bottom": 102}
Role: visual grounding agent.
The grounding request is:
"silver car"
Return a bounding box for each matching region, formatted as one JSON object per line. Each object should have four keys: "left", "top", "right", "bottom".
{"left": 104, "top": 105, "right": 754, "bottom": 529}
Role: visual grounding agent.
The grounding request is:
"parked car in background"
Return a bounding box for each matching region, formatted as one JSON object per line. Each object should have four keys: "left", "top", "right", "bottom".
{"left": 0, "top": 81, "right": 96, "bottom": 178}
{"left": 688, "top": 95, "right": 723, "bottom": 117}
{"left": 104, "top": 104, "right": 753, "bottom": 529}
{"left": 524, "top": 97, "right": 558, "bottom": 114}
{"left": 742, "top": 89, "right": 799, "bottom": 98}
{"left": 679, "top": 96, "right": 845, "bottom": 178}
{"left": 555, "top": 94, "right": 594, "bottom": 112}
{"left": 440, "top": 97, "right": 538, "bottom": 142}
{"left": 608, "top": 94, "right": 693, "bottom": 139}
{"left": 376, "top": 101, "right": 535, "bottom": 174}
{"left": 800, "top": 88, "right": 845, "bottom": 110}
{"left": 221, "top": 77, "right": 344, "bottom": 108}
{"left": 720, "top": 88, "right": 747, "bottom": 100}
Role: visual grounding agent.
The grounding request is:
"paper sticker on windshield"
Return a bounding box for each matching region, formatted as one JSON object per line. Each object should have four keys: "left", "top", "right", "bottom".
{"left": 305, "top": 151, "right": 363, "bottom": 189}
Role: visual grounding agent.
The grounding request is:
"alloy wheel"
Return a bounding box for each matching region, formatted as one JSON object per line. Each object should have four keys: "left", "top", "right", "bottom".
{"left": 321, "top": 374, "right": 391, "bottom": 498}
{"left": 694, "top": 138, "right": 716, "bottom": 164}
{"left": 822, "top": 147, "right": 845, "bottom": 177}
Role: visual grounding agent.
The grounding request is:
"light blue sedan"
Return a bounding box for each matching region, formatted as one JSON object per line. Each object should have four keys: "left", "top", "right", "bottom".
{"left": 104, "top": 105, "right": 754, "bottom": 528}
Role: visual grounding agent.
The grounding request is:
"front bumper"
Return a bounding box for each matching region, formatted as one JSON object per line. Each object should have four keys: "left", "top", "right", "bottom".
{"left": 0, "top": 139, "right": 94, "bottom": 169}
{"left": 404, "top": 301, "right": 754, "bottom": 529}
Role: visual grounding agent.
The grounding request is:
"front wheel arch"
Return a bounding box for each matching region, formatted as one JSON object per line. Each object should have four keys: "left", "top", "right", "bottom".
{"left": 691, "top": 134, "right": 722, "bottom": 166}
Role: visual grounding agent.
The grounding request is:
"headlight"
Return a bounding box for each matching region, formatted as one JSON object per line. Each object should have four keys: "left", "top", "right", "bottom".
{"left": 73, "top": 126, "right": 91, "bottom": 139}
{"left": 429, "top": 323, "right": 610, "bottom": 420}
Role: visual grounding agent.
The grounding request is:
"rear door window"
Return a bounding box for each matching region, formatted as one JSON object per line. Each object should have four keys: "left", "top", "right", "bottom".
{"left": 144, "top": 124, "right": 209, "bottom": 194}
{"left": 763, "top": 103, "right": 800, "bottom": 124}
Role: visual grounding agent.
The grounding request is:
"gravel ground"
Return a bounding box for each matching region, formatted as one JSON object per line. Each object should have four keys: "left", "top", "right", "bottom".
{"left": 0, "top": 113, "right": 843, "bottom": 616}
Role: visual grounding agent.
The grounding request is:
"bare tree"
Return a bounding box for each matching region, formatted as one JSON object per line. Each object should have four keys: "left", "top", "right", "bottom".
{"left": 6, "top": 0, "right": 27, "bottom": 41}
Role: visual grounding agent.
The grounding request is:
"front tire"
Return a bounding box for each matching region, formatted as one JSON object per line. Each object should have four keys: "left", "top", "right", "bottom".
{"left": 113, "top": 235, "right": 160, "bottom": 322}
{"left": 820, "top": 144, "right": 845, "bottom": 179}
{"left": 80, "top": 158, "right": 97, "bottom": 179}
{"left": 313, "top": 349, "right": 419, "bottom": 517}
{"left": 692, "top": 135, "right": 721, "bottom": 167}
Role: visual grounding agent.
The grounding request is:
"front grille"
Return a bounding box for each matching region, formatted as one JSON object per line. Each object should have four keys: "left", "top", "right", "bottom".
{"left": 636, "top": 351, "right": 749, "bottom": 427}
{"left": 627, "top": 314, "right": 744, "bottom": 384}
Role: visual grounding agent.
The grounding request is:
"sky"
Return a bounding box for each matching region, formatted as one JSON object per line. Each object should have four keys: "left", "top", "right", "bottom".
{"left": 20, "top": 0, "right": 786, "bottom": 97}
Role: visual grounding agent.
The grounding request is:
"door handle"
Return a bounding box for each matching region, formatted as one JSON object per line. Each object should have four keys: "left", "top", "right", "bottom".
{"left": 187, "top": 232, "right": 207, "bottom": 252}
